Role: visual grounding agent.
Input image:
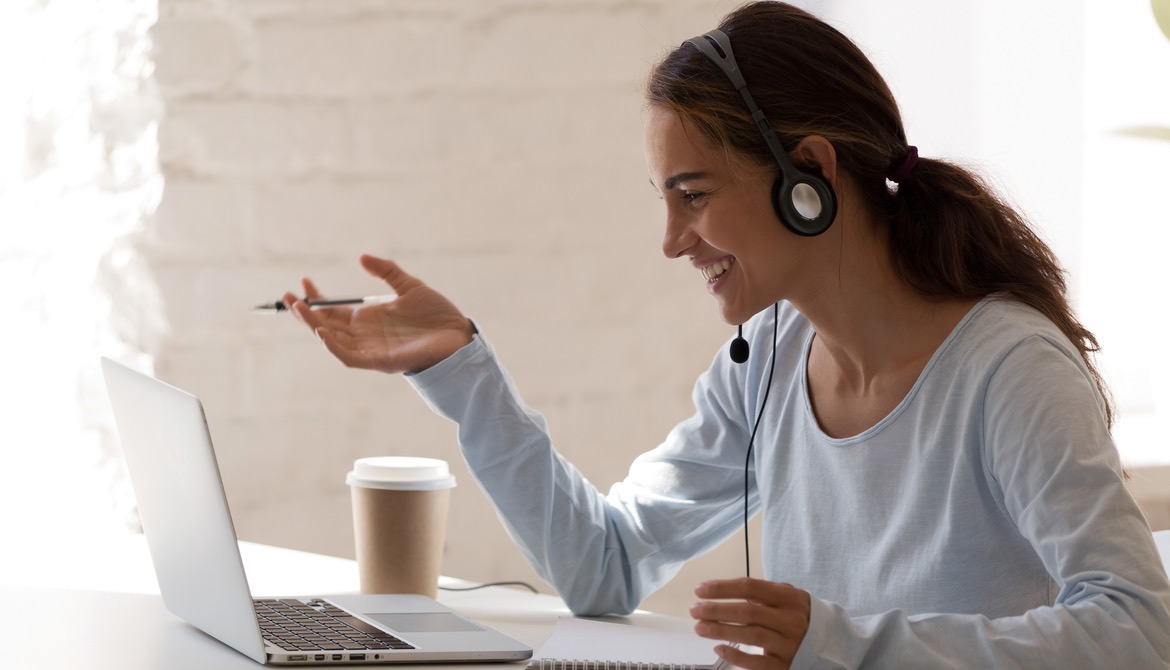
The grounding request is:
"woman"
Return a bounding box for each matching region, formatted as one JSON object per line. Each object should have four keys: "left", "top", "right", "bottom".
{"left": 284, "top": 3, "right": 1170, "bottom": 667}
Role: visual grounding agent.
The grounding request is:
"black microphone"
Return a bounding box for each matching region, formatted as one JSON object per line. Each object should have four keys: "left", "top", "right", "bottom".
{"left": 729, "top": 324, "right": 749, "bottom": 364}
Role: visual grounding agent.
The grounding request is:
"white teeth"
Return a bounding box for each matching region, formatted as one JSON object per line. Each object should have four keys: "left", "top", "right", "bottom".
{"left": 701, "top": 258, "right": 733, "bottom": 282}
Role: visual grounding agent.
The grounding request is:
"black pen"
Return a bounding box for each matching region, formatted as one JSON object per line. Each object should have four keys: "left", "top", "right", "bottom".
{"left": 252, "top": 295, "right": 396, "bottom": 312}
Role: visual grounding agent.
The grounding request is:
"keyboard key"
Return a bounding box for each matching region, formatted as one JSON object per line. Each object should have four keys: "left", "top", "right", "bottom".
{"left": 252, "top": 598, "right": 415, "bottom": 651}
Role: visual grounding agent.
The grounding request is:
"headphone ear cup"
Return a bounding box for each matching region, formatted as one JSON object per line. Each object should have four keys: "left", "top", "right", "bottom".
{"left": 771, "top": 172, "right": 837, "bottom": 237}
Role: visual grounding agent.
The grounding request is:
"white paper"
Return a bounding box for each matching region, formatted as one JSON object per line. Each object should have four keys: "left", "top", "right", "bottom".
{"left": 530, "top": 617, "right": 724, "bottom": 668}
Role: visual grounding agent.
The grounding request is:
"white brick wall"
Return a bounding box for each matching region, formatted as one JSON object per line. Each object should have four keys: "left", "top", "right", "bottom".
{"left": 136, "top": 0, "right": 742, "bottom": 615}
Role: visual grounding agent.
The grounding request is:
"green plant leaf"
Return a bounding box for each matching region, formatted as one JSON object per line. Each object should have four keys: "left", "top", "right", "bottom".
{"left": 1155, "top": 0, "right": 1170, "bottom": 41}
{"left": 1112, "top": 125, "right": 1170, "bottom": 142}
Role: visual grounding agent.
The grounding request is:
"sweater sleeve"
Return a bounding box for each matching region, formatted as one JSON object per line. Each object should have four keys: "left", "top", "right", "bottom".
{"left": 790, "top": 335, "right": 1170, "bottom": 669}
{"left": 407, "top": 332, "right": 757, "bottom": 616}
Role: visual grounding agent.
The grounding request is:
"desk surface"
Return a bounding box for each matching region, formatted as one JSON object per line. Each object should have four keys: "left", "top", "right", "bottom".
{"left": 0, "top": 532, "right": 691, "bottom": 669}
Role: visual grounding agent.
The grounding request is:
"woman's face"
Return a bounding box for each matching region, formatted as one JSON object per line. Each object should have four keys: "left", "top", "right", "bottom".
{"left": 644, "top": 106, "right": 816, "bottom": 325}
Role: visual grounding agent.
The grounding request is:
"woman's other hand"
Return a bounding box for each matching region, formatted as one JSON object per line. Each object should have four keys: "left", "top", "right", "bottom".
{"left": 690, "top": 577, "right": 812, "bottom": 670}
{"left": 283, "top": 254, "right": 475, "bottom": 375}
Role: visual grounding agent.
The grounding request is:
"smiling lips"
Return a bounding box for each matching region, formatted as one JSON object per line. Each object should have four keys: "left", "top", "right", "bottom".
{"left": 701, "top": 258, "right": 734, "bottom": 284}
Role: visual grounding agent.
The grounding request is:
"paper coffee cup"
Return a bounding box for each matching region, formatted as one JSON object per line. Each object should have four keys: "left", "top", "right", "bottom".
{"left": 347, "top": 457, "right": 456, "bottom": 597}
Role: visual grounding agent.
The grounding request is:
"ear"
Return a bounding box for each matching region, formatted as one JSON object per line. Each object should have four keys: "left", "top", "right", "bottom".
{"left": 794, "top": 135, "right": 838, "bottom": 190}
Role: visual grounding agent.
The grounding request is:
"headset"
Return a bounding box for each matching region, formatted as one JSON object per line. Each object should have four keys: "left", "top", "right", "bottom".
{"left": 687, "top": 30, "right": 816, "bottom": 578}
{"left": 686, "top": 29, "right": 837, "bottom": 237}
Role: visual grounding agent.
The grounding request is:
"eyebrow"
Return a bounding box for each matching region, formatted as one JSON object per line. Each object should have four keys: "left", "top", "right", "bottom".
{"left": 656, "top": 171, "right": 709, "bottom": 191}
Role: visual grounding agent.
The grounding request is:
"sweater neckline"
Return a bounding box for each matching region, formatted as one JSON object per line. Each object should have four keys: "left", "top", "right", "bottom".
{"left": 798, "top": 298, "right": 994, "bottom": 446}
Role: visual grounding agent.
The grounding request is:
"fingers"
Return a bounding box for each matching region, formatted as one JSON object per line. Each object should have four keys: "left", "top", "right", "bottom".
{"left": 284, "top": 294, "right": 349, "bottom": 338}
{"left": 281, "top": 277, "right": 323, "bottom": 322}
{"left": 360, "top": 254, "right": 423, "bottom": 294}
{"left": 709, "top": 642, "right": 785, "bottom": 670}
{"left": 696, "top": 578, "right": 804, "bottom": 606}
{"left": 284, "top": 277, "right": 355, "bottom": 332}
{"left": 281, "top": 278, "right": 323, "bottom": 311}
{"left": 692, "top": 602, "right": 801, "bottom": 657}
{"left": 693, "top": 580, "right": 809, "bottom": 634}
{"left": 691, "top": 579, "right": 810, "bottom": 669}
{"left": 301, "top": 277, "right": 323, "bottom": 300}
{"left": 280, "top": 256, "right": 427, "bottom": 375}
{"left": 282, "top": 291, "right": 309, "bottom": 321}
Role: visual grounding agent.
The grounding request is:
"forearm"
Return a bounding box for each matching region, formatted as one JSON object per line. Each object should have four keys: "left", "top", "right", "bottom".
{"left": 407, "top": 335, "right": 650, "bottom": 615}
{"left": 795, "top": 584, "right": 1170, "bottom": 669}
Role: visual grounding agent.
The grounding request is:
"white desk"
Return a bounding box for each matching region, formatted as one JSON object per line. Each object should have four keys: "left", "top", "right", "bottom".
{"left": 0, "top": 532, "right": 692, "bottom": 669}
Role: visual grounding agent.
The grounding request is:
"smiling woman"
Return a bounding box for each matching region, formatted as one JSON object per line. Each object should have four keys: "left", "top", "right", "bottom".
{"left": 276, "top": 3, "right": 1170, "bottom": 668}
{"left": 9, "top": 2, "right": 1168, "bottom": 664}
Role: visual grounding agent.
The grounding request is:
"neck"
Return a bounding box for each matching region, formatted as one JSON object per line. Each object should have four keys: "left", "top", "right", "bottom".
{"left": 789, "top": 208, "right": 975, "bottom": 387}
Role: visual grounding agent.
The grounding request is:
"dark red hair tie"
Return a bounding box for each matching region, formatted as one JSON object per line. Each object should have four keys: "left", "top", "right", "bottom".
{"left": 889, "top": 145, "right": 919, "bottom": 184}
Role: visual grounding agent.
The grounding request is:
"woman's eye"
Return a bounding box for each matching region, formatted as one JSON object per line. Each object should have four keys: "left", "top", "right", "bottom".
{"left": 683, "top": 191, "right": 706, "bottom": 205}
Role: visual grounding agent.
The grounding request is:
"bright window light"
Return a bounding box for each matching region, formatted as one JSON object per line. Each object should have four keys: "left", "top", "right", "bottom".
{"left": 0, "top": 0, "right": 161, "bottom": 564}
{"left": 1081, "top": 1, "right": 1170, "bottom": 467}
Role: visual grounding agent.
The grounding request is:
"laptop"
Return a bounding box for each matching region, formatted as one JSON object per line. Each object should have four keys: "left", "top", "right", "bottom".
{"left": 101, "top": 357, "right": 533, "bottom": 665}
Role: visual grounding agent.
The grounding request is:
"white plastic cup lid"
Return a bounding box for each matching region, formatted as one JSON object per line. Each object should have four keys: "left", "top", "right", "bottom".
{"left": 346, "top": 456, "right": 456, "bottom": 491}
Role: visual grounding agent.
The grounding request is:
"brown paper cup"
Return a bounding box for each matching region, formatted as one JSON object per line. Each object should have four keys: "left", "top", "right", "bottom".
{"left": 347, "top": 457, "right": 456, "bottom": 597}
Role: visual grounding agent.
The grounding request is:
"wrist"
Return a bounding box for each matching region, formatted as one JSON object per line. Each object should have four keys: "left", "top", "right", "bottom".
{"left": 404, "top": 321, "right": 478, "bottom": 375}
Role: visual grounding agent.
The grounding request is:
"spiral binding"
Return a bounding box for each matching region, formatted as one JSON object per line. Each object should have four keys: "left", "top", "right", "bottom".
{"left": 532, "top": 661, "right": 700, "bottom": 670}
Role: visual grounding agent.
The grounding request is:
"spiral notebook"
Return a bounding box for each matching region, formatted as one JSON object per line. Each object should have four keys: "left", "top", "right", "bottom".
{"left": 528, "top": 617, "right": 732, "bottom": 670}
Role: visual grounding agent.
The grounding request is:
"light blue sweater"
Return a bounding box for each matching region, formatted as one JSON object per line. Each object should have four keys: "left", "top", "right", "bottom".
{"left": 409, "top": 297, "right": 1170, "bottom": 668}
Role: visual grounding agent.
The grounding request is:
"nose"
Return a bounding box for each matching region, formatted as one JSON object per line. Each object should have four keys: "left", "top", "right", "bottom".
{"left": 661, "top": 209, "right": 698, "bottom": 260}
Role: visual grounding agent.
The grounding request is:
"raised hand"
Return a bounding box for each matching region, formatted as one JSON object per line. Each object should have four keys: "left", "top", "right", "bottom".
{"left": 283, "top": 255, "right": 476, "bottom": 375}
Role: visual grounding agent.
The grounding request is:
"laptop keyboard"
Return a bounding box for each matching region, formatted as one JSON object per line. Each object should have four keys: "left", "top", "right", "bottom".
{"left": 254, "top": 599, "right": 416, "bottom": 652}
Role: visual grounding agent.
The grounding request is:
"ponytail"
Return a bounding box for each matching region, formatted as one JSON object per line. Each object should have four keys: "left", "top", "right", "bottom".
{"left": 887, "top": 159, "right": 1113, "bottom": 425}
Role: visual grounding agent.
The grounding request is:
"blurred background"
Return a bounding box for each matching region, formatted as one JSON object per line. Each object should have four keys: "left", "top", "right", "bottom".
{"left": 2, "top": 0, "right": 1167, "bottom": 617}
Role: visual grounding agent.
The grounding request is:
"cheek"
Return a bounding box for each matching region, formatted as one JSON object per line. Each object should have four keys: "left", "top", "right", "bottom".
{"left": 728, "top": 213, "right": 784, "bottom": 257}
{"left": 730, "top": 189, "right": 783, "bottom": 242}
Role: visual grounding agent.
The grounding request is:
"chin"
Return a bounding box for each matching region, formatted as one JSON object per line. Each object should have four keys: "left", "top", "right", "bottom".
{"left": 719, "top": 299, "right": 773, "bottom": 327}
{"left": 718, "top": 303, "right": 750, "bottom": 327}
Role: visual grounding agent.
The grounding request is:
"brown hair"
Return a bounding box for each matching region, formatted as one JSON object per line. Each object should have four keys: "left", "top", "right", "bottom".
{"left": 646, "top": 1, "right": 1113, "bottom": 426}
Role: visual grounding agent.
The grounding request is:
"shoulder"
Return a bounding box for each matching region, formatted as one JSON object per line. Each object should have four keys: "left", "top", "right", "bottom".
{"left": 950, "top": 296, "right": 1086, "bottom": 378}
{"left": 947, "top": 296, "right": 1110, "bottom": 436}
{"left": 918, "top": 296, "right": 1109, "bottom": 435}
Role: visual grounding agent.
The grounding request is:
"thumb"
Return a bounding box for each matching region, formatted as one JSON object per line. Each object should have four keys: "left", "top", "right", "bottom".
{"left": 359, "top": 254, "right": 422, "bottom": 294}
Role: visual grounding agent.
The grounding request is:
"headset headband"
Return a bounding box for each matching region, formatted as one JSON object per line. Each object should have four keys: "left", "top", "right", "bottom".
{"left": 685, "top": 30, "right": 800, "bottom": 176}
{"left": 685, "top": 29, "right": 837, "bottom": 237}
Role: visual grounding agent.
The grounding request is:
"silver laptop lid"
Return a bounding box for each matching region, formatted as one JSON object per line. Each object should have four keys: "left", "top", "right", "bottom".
{"left": 101, "top": 357, "right": 267, "bottom": 664}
